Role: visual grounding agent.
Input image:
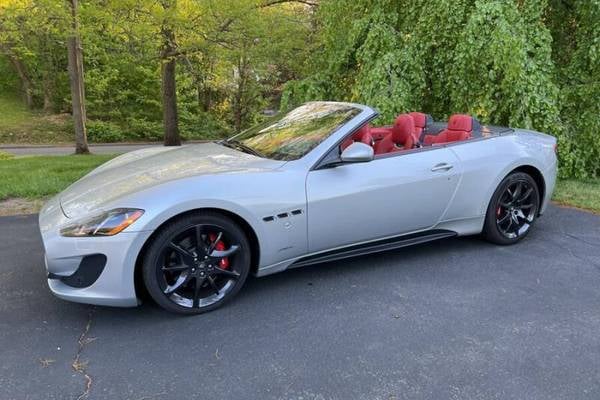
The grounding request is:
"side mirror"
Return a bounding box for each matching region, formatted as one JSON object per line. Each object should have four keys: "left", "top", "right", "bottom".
{"left": 340, "top": 142, "right": 374, "bottom": 163}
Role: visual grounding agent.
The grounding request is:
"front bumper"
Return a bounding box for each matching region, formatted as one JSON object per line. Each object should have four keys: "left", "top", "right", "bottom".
{"left": 39, "top": 196, "right": 152, "bottom": 307}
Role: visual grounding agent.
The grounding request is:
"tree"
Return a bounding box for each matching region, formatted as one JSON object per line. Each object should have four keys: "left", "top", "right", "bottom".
{"left": 159, "top": 0, "right": 181, "bottom": 146}
{"left": 66, "top": 0, "right": 90, "bottom": 154}
{"left": 0, "top": 0, "right": 70, "bottom": 112}
{"left": 0, "top": 2, "right": 36, "bottom": 109}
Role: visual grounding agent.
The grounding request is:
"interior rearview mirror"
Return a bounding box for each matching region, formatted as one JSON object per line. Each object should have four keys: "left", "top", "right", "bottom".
{"left": 340, "top": 142, "right": 374, "bottom": 163}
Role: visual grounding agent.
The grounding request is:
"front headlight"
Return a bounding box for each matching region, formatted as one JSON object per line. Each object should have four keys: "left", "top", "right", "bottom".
{"left": 60, "top": 208, "right": 144, "bottom": 237}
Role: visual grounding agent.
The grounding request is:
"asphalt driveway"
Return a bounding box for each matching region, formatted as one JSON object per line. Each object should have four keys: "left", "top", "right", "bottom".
{"left": 1, "top": 205, "right": 599, "bottom": 400}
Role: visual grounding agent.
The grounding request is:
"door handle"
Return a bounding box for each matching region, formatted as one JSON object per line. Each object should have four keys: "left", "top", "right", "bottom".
{"left": 431, "top": 163, "right": 454, "bottom": 172}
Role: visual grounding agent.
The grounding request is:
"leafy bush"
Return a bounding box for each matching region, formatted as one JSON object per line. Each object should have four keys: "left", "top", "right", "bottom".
{"left": 179, "top": 110, "right": 231, "bottom": 141}
{"left": 281, "top": 0, "right": 600, "bottom": 179}
{"left": 87, "top": 120, "right": 126, "bottom": 143}
{"left": 123, "top": 118, "right": 163, "bottom": 142}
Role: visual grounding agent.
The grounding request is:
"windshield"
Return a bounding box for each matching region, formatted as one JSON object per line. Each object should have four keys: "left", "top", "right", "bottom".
{"left": 225, "top": 102, "right": 362, "bottom": 161}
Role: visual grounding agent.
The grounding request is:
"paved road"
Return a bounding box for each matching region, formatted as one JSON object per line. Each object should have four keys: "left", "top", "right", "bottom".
{"left": 1, "top": 205, "right": 599, "bottom": 400}
{"left": 1, "top": 143, "right": 188, "bottom": 156}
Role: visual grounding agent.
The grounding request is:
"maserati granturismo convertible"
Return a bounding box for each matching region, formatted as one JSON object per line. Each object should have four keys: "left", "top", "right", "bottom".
{"left": 39, "top": 102, "right": 557, "bottom": 314}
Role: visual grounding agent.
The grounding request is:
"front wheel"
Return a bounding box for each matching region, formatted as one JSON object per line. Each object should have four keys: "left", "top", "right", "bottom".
{"left": 142, "top": 212, "right": 251, "bottom": 315}
{"left": 483, "top": 172, "right": 540, "bottom": 245}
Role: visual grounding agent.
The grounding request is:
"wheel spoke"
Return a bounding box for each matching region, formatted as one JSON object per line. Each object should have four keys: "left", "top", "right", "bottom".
{"left": 164, "top": 273, "right": 191, "bottom": 294}
{"left": 213, "top": 267, "right": 240, "bottom": 279}
{"left": 168, "top": 242, "right": 194, "bottom": 260}
{"left": 518, "top": 187, "right": 533, "bottom": 203}
{"left": 210, "top": 245, "right": 239, "bottom": 258}
{"left": 161, "top": 264, "right": 188, "bottom": 272}
{"left": 498, "top": 212, "right": 510, "bottom": 224}
{"left": 195, "top": 226, "right": 205, "bottom": 255}
{"left": 207, "top": 276, "right": 220, "bottom": 295}
{"left": 512, "top": 214, "right": 519, "bottom": 225}
{"left": 520, "top": 204, "right": 534, "bottom": 210}
{"left": 512, "top": 182, "right": 523, "bottom": 200}
{"left": 505, "top": 216, "right": 513, "bottom": 232}
{"left": 193, "top": 276, "right": 205, "bottom": 308}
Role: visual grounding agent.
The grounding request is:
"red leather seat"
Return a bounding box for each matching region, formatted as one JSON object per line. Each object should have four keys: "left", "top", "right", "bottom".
{"left": 374, "top": 114, "right": 416, "bottom": 155}
{"left": 409, "top": 112, "right": 433, "bottom": 141}
{"left": 369, "top": 127, "right": 392, "bottom": 142}
{"left": 423, "top": 114, "right": 474, "bottom": 145}
{"left": 340, "top": 124, "right": 374, "bottom": 151}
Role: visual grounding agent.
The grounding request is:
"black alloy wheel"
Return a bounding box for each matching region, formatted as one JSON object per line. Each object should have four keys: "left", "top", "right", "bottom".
{"left": 143, "top": 212, "right": 251, "bottom": 314}
{"left": 483, "top": 172, "right": 540, "bottom": 245}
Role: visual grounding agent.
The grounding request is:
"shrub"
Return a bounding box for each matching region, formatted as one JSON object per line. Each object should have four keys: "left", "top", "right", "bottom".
{"left": 87, "top": 120, "right": 126, "bottom": 143}
{"left": 124, "top": 118, "right": 163, "bottom": 141}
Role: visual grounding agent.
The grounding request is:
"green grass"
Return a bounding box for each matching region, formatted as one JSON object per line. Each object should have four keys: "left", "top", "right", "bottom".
{"left": 553, "top": 179, "right": 600, "bottom": 214}
{"left": 0, "top": 94, "right": 73, "bottom": 144}
{"left": 0, "top": 154, "right": 117, "bottom": 200}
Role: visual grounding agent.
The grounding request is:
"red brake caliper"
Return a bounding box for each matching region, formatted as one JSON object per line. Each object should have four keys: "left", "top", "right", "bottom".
{"left": 209, "top": 233, "right": 229, "bottom": 269}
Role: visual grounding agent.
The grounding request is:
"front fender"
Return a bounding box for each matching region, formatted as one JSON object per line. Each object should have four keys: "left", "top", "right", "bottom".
{"left": 103, "top": 169, "right": 308, "bottom": 269}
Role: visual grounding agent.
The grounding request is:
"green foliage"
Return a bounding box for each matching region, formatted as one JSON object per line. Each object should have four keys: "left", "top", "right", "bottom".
{"left": 552, "top": 0, "right": 600, "bottom": 179}
{"left": 86, "top": 120, "right": 127, "bottom": 143}
{"left": 1, "top": 0, "right": 311, "bottom": 140}
{"left": 282, "top": 0, "right": 599, "bottom": 178}
{"left": 0, "top": 58, "right": 18, "bottom": 93}
{"left": 450, "top": 0, "right": 561, "bottom": 133}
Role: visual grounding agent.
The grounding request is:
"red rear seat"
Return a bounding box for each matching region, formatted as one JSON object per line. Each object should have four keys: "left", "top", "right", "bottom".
{"left": 423, "top": 114, "right": 475, "bottom": 145}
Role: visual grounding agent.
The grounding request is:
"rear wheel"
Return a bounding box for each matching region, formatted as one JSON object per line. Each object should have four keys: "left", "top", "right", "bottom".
{"left": 142, "top": 212, "right": 251, "bottom": 315}
{"left": 483, "top": 172, "right": 540, "bottom": 245}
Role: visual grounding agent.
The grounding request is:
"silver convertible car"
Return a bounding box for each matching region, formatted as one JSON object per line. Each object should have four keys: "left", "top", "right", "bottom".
{"left": 39, "top": 102, "right": 557, "bottom": 314}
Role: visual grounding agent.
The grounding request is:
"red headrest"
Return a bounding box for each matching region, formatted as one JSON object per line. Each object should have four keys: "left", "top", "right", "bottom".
{"left": 409, "top": 112, "right": 428, "bottom": 128}
{"left": 392, "top": 114, "right": 415, "bottom": 144}
{"left": 447, "top": 114, "right": 473, "bottom": 132}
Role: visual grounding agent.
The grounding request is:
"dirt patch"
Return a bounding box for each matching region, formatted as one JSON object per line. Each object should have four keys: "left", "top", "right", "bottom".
{"left": 40, "top": 113, "right": 71, "bottom": 124}
{"left": 0, "top": 198, "right": 45, "bottom": 216}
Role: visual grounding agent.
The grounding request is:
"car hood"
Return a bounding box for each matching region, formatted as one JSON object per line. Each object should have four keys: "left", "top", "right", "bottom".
{"left": 59, "top": 142, "right": 286, "bottom": 218}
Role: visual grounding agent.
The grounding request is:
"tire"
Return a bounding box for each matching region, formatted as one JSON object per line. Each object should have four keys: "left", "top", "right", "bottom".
{"left": 142, "top": 211, "right": 251, "bottom": 315}
{"left": 483, "top": 172, "right": 540, "bottom": 245}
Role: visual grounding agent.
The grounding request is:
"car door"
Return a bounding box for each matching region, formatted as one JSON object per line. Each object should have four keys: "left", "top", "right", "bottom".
{"left": 306, "top": 147, "right": 461, "bottom": 253}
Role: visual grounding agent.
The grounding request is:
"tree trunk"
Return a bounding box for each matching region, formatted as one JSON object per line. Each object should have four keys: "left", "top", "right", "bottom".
{"left": 66, "top": 0, "right": 89, "bottom": 154}
{"left": 7, "top": 55, "right": 34, "bottom": 109}
{"left": 42, "top": 78, "right": 54, "bottom": 113}
{"left": 233, "top": 56, "right": 249, "bottom": 133}
{"left": 161, "top": 26, "right": 181, "bottom": 146}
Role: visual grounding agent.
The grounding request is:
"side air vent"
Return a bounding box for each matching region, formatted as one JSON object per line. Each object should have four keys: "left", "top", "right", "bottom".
{"left": 263, "top": 209, "right": 303, "bottom": 223}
